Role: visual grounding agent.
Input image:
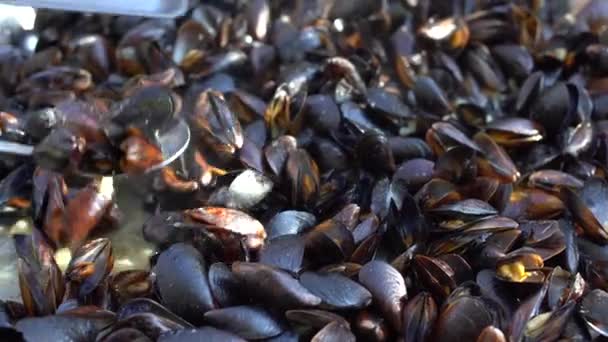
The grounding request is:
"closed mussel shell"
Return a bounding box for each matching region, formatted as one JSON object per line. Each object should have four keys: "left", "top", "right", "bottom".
{"left": 578, "top": 289, "right": 608, "bottom": 337}
{"left": 300, "top": 271, "right": 372, "bottom": 310}
{"left": 432, "top": 295, "right": 494, "bottom": 342}
{"left": 152, "top": 243, "right": 215, "bottom": 325}
{"left": 159, "top": 326, "right": 246, "bottom": 342}
{"left": 204, "top": 305, "right": 283, "bottom": 340}
{"left": 231, "top": 262, "right": 321, "bottom": 309}
{"left": 285, "top": 309, "right": 349, "bottom": 330}
{"left": 402, "top": 292, "right": 437, "bottom": 342}
{"left": 358, "top": 261, "right": 406, "bottom": 332}
{"left": 311, "top": 321, "right": 356, "bottom": 342}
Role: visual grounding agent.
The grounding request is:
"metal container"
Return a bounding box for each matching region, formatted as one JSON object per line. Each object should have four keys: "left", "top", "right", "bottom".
{"left": 0, "top": 0, "right": 188, "bottom": 17}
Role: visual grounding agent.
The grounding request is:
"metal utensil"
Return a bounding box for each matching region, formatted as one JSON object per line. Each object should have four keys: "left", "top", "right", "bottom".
{"left": 0, "top": 0, "right": 188, "bottom": 18}
{"left": 0, "top": 117, "right": 191, "bottom": 176}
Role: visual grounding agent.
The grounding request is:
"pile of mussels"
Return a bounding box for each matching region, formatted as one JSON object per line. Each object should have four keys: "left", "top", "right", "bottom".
{"left": 3, "top": 0, "right": 608, "bottom": 341}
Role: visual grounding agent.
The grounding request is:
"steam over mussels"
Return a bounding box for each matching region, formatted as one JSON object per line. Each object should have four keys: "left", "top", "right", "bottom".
{"left": 2, "top": 0, "right": 608, "bottom": 341}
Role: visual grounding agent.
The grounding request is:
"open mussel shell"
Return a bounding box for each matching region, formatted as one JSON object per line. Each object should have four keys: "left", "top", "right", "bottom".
{"left": 418, "top": 17, "right": 469, "bottom": 53}
{"left": 508, "top": 271, "right": 550, "bottom": 341}
{"left": 65, "top": 238, "right": 113, "bottom": 298}
{"left": 495, "top": 251, "right": 546, "bottom": 284}
{"left": 485, "top": 118, "right": 544, "bottom": 147}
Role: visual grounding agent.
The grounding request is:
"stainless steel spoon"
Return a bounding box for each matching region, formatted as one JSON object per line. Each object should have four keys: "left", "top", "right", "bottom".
{"left": 0, "top": 117, "right": 191, "bottom": 176}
